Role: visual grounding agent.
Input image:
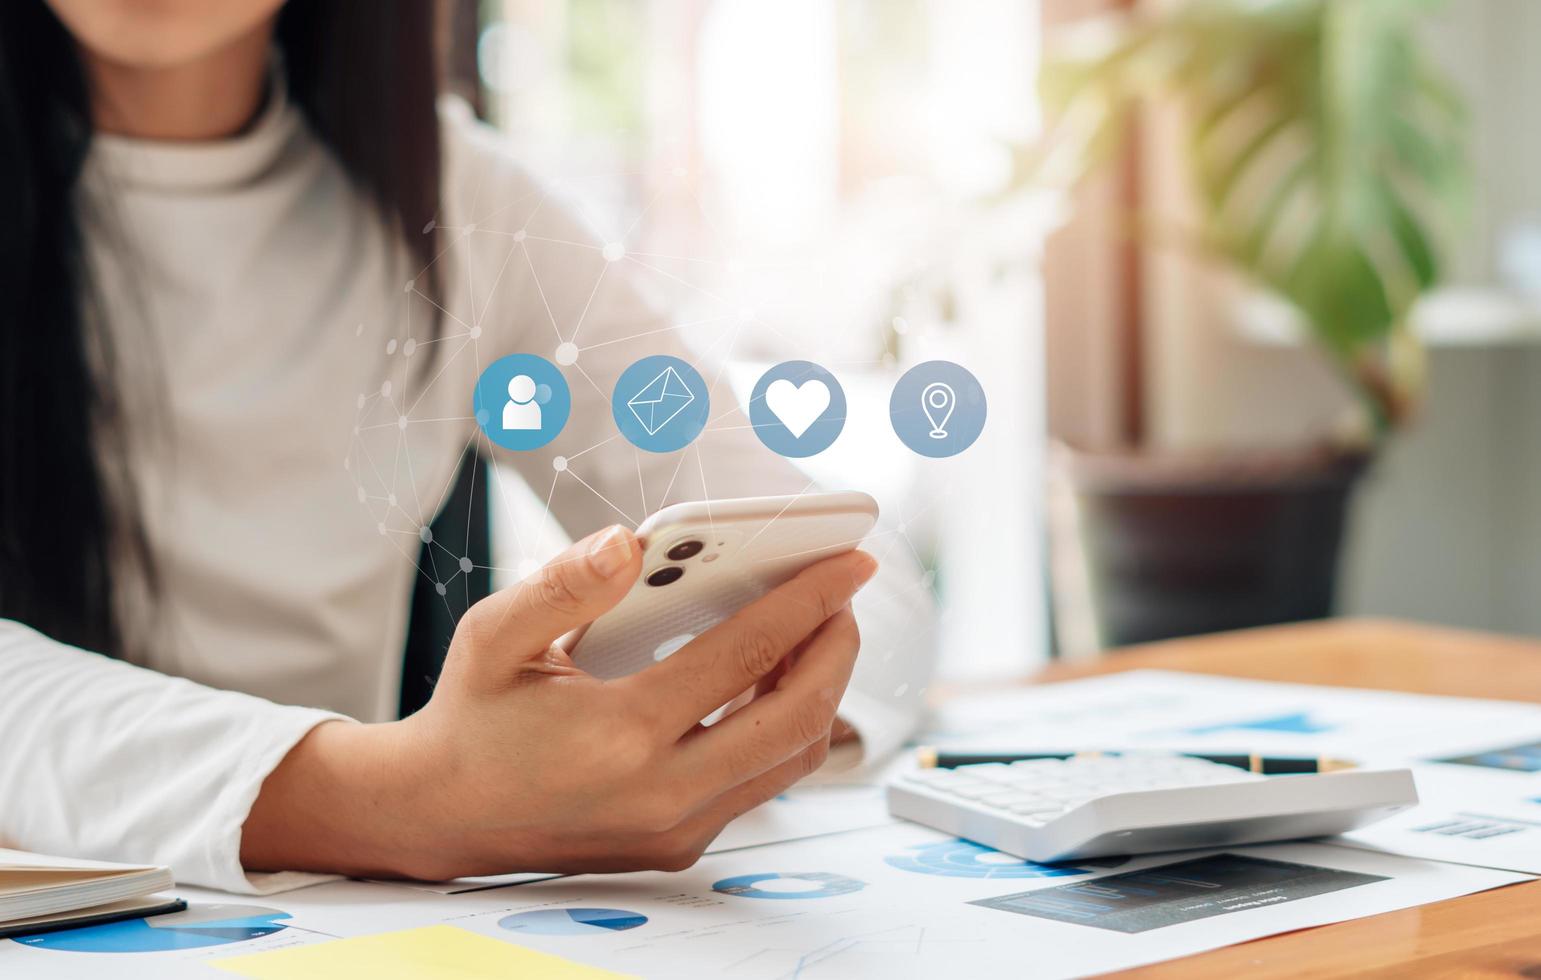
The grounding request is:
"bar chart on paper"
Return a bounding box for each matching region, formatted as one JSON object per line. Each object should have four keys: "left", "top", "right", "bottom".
{"left": 1411, "top": 814, "right": 1535, "bottom": 840}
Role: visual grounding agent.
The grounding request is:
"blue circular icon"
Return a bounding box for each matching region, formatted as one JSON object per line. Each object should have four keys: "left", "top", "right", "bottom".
{"left": 474, "top": 353, "right": 571, "bottom": 451}
{"left": 712, "top": 871, "right": 867, "bottom": 900}
{"left": 889, "top": 360, "right": 986, "bottom": 458}
{"left": 747, "top": 361, "right": 846, "bottom": 458}
{"left": 611, "top": 355, "right": 711, "bottom": 453}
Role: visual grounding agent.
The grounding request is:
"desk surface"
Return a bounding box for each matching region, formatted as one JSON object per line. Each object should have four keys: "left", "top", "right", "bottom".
{"left": 1028, "top": 618, "right": 1541, "bottom": 979}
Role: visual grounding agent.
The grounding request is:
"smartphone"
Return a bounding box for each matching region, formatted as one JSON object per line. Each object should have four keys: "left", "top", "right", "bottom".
{"left": 566, "top": 491, "right": 879, "bottom": 680}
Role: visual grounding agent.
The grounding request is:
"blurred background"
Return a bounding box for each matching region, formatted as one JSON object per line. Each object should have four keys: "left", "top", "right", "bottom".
{"left": 441, "top": 0, "right": 1541, "bottom": 680}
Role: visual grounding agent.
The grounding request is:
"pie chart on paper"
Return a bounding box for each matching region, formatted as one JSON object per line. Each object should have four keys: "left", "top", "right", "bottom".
{"left": 711, "top": 871, "right": 867, "bottom": 899}
{"left": 497, "top": 908, "right": 648, "bottom": 936}
{"left": 13, "top": 905, "right": 291, "bottom": 954}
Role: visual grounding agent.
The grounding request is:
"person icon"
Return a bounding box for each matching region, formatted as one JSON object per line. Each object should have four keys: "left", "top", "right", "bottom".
{"left": 474, "top": 354, "right": 569, "bottom": 451}
{"left": 502, "top": 374, "right": 542, "bottom": 431}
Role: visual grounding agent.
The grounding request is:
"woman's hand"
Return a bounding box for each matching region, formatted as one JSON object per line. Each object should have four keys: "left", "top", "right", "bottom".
{"left": 241, "top": 525, "right": 876, "bottom": 881}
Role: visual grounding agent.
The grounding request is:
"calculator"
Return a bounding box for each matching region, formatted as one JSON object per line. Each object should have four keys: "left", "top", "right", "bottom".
{"left": 885, "top": 755, "right": 1417, "bottom": 862}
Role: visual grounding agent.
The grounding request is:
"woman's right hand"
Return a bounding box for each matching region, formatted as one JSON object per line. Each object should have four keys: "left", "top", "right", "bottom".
{"left": 241, "top": 525, "right": 877, "bottom": 881}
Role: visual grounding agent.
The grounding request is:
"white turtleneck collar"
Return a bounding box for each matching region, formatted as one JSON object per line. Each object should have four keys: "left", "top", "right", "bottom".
{"left": 84, "top": 70, "right": 300, "bottom": 194}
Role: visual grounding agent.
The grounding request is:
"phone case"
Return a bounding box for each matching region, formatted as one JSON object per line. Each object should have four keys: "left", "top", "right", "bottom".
{"left": 568, "top": 492, "right": 877, "bottom": 680}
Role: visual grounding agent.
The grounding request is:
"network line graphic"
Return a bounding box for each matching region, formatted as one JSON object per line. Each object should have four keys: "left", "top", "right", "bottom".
{"left": 342, "top": 158, "right": 946, "bottom": 665}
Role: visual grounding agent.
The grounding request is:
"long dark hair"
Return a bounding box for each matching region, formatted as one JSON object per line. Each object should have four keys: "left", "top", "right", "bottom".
{"left": 0, "top": 2, "right": 443, "bottom": 657}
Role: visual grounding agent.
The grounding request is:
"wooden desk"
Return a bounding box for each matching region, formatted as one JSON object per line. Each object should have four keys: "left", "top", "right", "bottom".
{"left": 1026, "top": 618, "right": 1541, "bottom": 978}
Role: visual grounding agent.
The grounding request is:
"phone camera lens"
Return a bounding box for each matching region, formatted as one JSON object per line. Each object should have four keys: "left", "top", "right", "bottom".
{"left": 646, "top": 566, "right": 685, "bottom": 587}
{"left": 665, "top": 540, "right": 704, "bottom": 561}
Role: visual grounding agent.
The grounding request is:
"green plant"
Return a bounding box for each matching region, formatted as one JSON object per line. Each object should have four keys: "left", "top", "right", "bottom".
{"left": 1034, "top": 0, "right": 1468, "bottom": 441}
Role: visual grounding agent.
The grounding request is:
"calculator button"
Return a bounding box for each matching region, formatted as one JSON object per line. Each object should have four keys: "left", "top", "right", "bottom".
{"left": 904, "top": 770, "right": 959, "bottom": 784}
{"left": 950, "top": 785, "right": 1002, "bottom": 800}
{"left": 986, "top": 793, "right": 1043, "bottom": 808}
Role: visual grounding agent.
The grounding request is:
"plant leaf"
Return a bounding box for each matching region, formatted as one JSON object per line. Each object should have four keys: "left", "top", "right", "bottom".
{"left": 1033, "top": 0, "right": 1468, "bottom": 363}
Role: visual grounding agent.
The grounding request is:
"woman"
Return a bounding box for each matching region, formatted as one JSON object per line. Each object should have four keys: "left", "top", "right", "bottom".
{"left": 0, "top": 0, "right": 933, "bottom": 894}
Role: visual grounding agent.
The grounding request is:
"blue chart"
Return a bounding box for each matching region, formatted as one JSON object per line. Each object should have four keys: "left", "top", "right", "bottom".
{"left": 1438, "top": 740, "right": 1541, "bottom": 773}
{"left": 713, "top": 872, "right": 867, "bottom": 900}
{"left": 497, "top": 908, "right": 648, "bottom": 936}
{"left": 1180, "top": 711, "right": 1335, "bottom": 736}
{"left": 885, "top": 839, "right": 1093, "bottom": 879}
{"left": 14, "top": 905, "right": 290, "bottom": 954}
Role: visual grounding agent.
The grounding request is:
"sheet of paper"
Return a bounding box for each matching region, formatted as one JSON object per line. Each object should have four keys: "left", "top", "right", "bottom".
{"left": 0, "top": 848, "right": 161, "bottom": 873}
{"left": 378, "top": 784, "right": 892, "bottom": 895}
{"left": 924, "top": 670, "right": 1541, "bottom": 876}
{"left": 706, "top": 784, "right": 893, "bottom": 853}
{"left": 10, "top": 823, "right": 1525, "bottom": 978}
{"left": 1338, "top": 759, "right": 1541, "bottom": 873}
{"left": 928, "top": 669, "right": 1541, "bottom": 763}
{"left": 405, "top": 824, "right": 1527, "bottom": 980}
{"left": 211, "top": 924, "right": 625, "bottom": 980}
{"left": 10, "top": 671, "right": 1533, "bottom": 976}
{"left": 172, "top": 880, "right": 530, "bottom": 942}
{"left": 0, "top": 899, "right": 335, "bottom": 979}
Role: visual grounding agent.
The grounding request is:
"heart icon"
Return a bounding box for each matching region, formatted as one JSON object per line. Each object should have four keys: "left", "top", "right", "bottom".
{"left": 764, "top": 379, "right": 831, "bottom": 438}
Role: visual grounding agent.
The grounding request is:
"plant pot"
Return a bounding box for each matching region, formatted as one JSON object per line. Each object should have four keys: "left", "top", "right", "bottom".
{"left": 1050, "top": 444, "right": 1371, "bottom": 652}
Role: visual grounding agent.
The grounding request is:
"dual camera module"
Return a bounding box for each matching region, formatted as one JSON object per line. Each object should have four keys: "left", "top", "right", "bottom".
{"left": 645, "top": 538, "right": 710, "bottom": 587}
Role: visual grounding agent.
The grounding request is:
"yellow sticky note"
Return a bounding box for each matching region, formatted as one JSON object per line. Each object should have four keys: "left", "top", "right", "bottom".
{"left": 212, "top": 924, "right": 631, "bottom": 980}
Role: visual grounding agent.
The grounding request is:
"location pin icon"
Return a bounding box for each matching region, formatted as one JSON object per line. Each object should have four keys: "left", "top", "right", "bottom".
{"left": 921, "top": 382, "right": 956, "bottom": 439}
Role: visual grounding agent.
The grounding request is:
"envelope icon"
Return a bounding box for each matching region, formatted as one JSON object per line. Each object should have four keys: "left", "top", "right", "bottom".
{"left": 626, "top": 366, "right": 697, "bottom": 435}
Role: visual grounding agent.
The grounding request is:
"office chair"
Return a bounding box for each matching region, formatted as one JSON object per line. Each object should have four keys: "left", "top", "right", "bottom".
{"left": 398, "top": 453, "right": 492, "bottom": 717}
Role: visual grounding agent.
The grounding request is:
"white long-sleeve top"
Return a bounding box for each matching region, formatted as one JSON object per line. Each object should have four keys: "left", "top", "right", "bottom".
{"left": 0, "top": 90, "right": 934, "bottom": 894}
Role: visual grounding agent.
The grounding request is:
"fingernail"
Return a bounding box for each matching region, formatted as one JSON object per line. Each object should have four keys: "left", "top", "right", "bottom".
{"left": 853, "top": 553, "right": 878, "bottom": 587}
{"left": 587, "top": 525, "right": 632, "bottom": 578}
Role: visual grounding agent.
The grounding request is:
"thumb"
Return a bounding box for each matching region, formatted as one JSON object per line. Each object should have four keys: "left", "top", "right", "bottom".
{"left": 459, "top": 525, "right": 641, "bottom": 664}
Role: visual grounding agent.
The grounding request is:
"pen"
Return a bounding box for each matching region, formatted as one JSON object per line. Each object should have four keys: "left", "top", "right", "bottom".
{"left": 914, "top": 747, "right": 1358, "bottom": 775}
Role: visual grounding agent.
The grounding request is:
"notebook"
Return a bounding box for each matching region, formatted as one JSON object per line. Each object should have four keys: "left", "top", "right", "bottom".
{"left": 0, "top": 849, "right": 181, "bottom": 939}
